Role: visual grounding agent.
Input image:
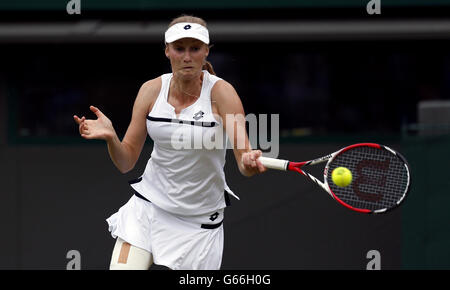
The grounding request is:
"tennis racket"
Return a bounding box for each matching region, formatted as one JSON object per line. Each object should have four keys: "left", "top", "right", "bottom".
{"left": 258, "top": 143, "right": 411, "bottom": 214}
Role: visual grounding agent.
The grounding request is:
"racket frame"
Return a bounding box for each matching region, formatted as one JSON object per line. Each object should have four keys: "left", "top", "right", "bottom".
{"left": 259, "top": 143, "right": 411, "bottom": 214}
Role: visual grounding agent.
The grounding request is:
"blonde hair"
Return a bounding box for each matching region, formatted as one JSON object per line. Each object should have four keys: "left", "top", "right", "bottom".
{"left": 167, "top": 15, "right": 216, "bottom": 75}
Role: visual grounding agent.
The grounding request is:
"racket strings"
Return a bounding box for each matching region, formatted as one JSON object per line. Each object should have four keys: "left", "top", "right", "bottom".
{"left": 327, "top": 146, "right": 409, "bottom": 212}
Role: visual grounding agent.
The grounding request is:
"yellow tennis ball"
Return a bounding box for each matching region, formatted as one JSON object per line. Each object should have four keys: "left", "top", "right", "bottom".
{"left": 331, "top": 167, "right": 353, "bottom": 187}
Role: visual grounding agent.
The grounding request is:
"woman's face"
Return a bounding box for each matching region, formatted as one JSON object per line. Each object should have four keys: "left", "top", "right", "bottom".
{"left": 165, "top": 38, "right": 209, "bottom": 80}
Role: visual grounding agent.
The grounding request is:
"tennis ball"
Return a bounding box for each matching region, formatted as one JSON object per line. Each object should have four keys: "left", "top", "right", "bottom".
{"left": 331, "top": 167, "right": 353, "bottom": 187}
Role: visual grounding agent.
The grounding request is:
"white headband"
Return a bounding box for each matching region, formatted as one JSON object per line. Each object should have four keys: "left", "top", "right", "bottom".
{"left": 164, "top": 22, "right": 210, "bottom": 45}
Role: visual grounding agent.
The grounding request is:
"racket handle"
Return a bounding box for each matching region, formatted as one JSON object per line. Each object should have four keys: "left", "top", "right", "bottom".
{"left": 258, "top": 157, "right": 289, "bottom": 171}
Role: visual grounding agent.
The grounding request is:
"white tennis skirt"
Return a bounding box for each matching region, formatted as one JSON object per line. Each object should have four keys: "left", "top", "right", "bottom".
{"left": 106, "top": 194, "right": 225, "bottom": 270}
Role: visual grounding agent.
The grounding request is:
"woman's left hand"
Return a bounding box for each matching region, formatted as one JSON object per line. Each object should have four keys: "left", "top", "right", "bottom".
{"left": 240, "top": 150, "right": 267, "bottom": 177}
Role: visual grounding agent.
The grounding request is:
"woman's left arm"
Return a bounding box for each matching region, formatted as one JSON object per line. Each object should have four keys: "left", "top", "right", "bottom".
{"left": 212, "top": 80, "right": 266, "bottom": 177}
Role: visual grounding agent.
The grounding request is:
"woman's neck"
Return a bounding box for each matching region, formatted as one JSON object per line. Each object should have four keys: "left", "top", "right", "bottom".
{"left": 171, "top": 71, "right": 204, "bottom": 102}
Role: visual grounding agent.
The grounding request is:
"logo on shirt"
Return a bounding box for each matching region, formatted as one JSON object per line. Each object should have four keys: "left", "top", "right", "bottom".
{"left": 209, "top": 212, "right": 219, "bottom": 221}
{"left": 193, "top": 110, "right": 205, "bottom": 120}
{"left": 184, "top": 24, "right": 192, "bottom": 30}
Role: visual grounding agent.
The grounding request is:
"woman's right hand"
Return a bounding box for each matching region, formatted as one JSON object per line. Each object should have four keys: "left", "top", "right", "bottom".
{"left": 73, "top": 106, "right": 116, "bottom": 141}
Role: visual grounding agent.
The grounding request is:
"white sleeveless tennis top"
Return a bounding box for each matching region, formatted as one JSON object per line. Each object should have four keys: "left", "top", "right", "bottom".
{"left": 129, "top": 70, "right": 239, "bottom": 216}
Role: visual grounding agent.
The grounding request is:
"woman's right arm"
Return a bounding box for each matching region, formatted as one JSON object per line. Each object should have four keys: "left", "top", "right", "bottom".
{"left": 74, "top": 77, "right": 160, "bottom": 173}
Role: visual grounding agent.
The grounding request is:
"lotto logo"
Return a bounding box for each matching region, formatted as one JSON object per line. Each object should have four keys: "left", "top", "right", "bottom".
{"left": 209, "top": 212, "right": 219, "bottom": 221}
{"left": 193, "top": 111, "right": 204, "bottom": 120}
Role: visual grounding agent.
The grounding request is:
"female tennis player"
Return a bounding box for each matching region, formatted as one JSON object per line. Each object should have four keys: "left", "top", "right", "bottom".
{"left": 73, "top": 15, "right": 266, "bottom": 270}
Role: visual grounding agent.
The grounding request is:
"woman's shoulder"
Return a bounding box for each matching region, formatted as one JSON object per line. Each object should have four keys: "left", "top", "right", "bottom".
{"left": 210, "top": 77, "right": 240, "bottom": 108}
{"left": 139, "top": 75, "right": 164, "bottom": 98}
{"left": 134, "top": 76, "right": 164, "bottom": 111}
{"left": 211, "top": 77, "right": 235, "bottom": 94}
{"left": 142, "top": 75, "right": 163, "bottom": 90}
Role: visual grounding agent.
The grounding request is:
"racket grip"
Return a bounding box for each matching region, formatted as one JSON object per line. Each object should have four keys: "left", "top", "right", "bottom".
{"left": 258, "top": 157, "right": 289, "bottom": 171}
